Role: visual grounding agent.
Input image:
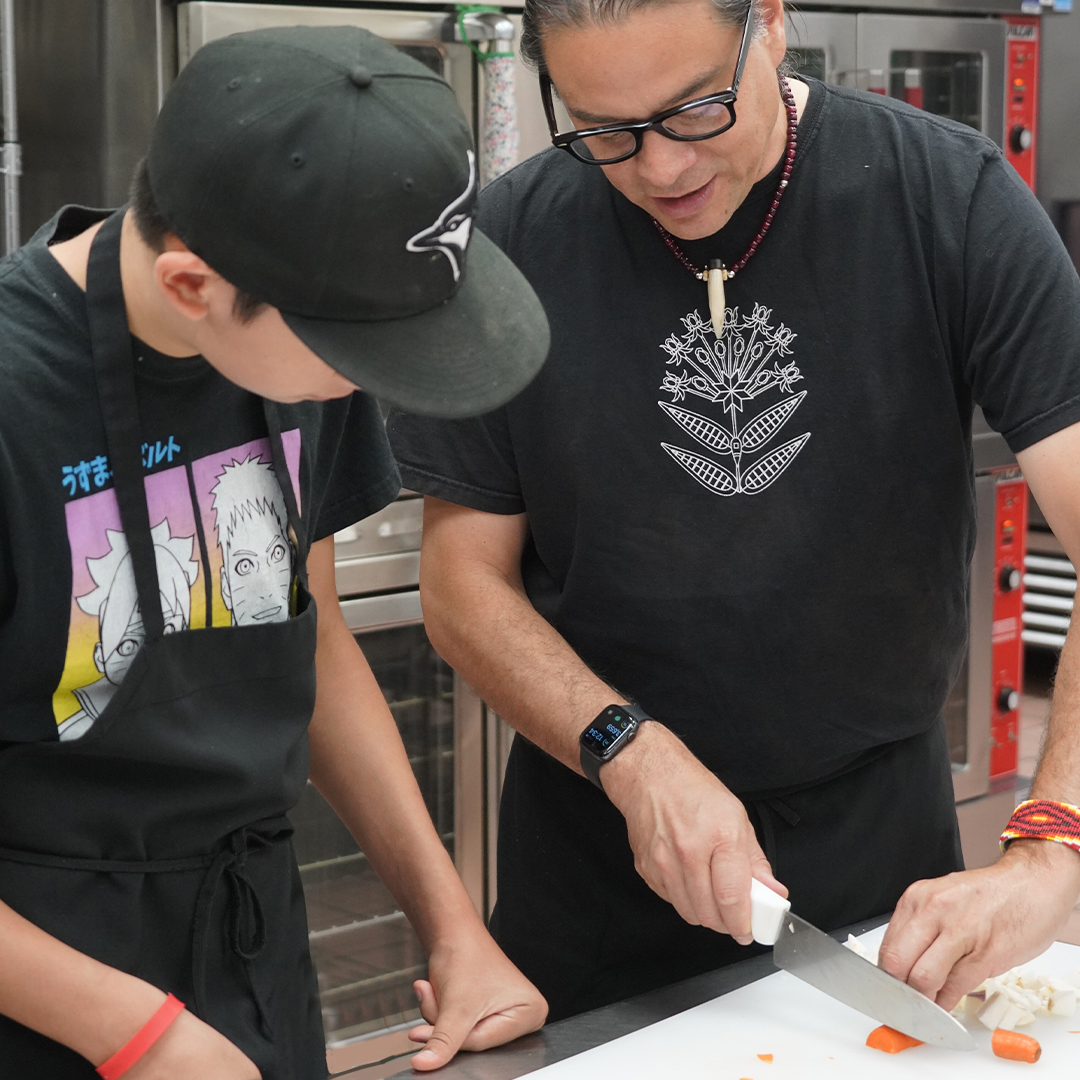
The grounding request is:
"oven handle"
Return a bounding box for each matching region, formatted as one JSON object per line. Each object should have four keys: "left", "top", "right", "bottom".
{"left": 340, "top": 590, "right": 424, "bottom": 634}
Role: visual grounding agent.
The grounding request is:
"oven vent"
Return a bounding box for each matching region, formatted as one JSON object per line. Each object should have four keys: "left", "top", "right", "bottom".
{"left": 1022, "top": 552, "right": 1076, "bottom": 649}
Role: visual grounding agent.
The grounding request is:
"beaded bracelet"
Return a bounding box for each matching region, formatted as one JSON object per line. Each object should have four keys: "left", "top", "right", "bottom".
{"left": 1000, "top": 799, "right": 1080, "bottom": 854}
{"left": 96, "top": 993, "right": 186, "bottom": 1080}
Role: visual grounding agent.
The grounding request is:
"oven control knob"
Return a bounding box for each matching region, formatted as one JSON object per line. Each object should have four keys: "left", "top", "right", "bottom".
{"left": 1010, "top": 125, "right": 1033, "bottom": 153}
{"left": 998, "top": 686, "right": 1020, "bottom": 713}
{"left": 1000, "top": 565, "right": 1021, "bottom": 592}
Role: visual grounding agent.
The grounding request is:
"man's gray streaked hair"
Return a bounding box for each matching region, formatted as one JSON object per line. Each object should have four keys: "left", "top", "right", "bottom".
{"left": 520, "top": 0, "right": 755, "bottom": 73}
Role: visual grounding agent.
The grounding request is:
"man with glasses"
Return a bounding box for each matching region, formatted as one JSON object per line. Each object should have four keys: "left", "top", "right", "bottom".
{"left": 388, "top": 0, "right": 1080, "bottom": 1022}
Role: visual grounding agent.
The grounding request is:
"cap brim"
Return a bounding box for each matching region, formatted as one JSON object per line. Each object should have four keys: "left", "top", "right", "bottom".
{"left": 280, "top": 229, "right": 549, "bottom": 419}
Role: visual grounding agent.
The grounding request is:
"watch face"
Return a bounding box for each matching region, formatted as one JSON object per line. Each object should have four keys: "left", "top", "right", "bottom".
{"left": 580, "top": 707, "right": 636, "bottom": 760}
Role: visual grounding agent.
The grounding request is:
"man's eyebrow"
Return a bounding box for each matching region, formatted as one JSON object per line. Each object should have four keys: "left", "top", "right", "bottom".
{"left": 563, "top": 64, "right": 727, "bottom": 126}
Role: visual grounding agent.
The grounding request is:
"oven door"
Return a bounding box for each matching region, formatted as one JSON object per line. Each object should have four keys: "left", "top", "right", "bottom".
{"left": 784, "top": 11, "right": 858, "bottom": 86}
{"left": 856, "top": 15, "right": 1007, "bottom": 148}
{"left": 178, "top": 2, "right": 476, "bottom": 123}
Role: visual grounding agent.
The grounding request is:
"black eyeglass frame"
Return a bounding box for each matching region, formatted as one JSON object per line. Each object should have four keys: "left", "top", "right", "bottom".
{"left": 539, "top": 0, "right": 756, "bottom": 165}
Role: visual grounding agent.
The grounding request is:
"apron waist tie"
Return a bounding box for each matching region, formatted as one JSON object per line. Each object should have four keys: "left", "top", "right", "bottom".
{"left": 0, "top": 815, "right": 293, "bottom": 1039}
{"left": 192, "top": 817, "right": 292, "bottom": 1040}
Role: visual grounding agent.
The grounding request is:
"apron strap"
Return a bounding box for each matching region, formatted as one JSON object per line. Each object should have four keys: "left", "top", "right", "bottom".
{"left": 264, "top": 400, "right": 310, "bottom": 591}
{"left": 86, "top": 211, "right": 165, "bottom": 642}
{"left": 86, "top": 210, "right": 309, "bottom": 631}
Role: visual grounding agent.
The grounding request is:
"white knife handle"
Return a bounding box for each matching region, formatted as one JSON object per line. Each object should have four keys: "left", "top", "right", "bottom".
{"left": 750, "top": 878, "right": 791, "bottom": 946}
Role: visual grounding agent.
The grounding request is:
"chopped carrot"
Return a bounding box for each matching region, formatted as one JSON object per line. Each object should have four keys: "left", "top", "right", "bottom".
{"left": 757, "top": 1054, "right": 773, "bottom": 1062}
{"left": 991, "top": 1029, "right": 1041, "bottom": 1063}
{"left": 865, "top": 1025, "right": 924, "bottom": 1053}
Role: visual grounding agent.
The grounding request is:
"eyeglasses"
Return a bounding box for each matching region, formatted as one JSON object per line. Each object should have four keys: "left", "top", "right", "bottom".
{"left": 540, "top": 0, "right": 755, "bottom": 166}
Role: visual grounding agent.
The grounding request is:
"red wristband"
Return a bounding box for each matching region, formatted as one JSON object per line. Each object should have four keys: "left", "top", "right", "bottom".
{"left": 1000, "top": 799, "right": 1080, "bottom": 854}
{"left": 96, "top": 993, "right": 186, "bottom": 1080}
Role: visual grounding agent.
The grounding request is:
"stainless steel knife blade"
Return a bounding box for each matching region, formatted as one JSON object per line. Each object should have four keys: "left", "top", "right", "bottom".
{"left": 772, "top": 914, "right": 976, "bottom": 1051}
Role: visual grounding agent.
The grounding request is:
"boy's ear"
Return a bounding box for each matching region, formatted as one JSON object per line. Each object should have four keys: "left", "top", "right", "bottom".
{"left": 154, "top": 248, "right": 221, "bottom": 322}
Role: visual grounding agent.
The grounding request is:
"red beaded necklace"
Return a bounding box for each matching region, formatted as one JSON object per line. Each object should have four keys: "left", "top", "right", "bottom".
{"left": 652, "top": 78, "right": 798, "bottom": 335}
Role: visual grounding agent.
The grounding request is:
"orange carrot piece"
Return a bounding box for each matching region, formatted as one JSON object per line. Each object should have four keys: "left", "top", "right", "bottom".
{"left": 757, "top": 1054, "right": 773, "bottom": 1062}
{"left": 865, "top": 1025, "right": 924, "bottom": 1053}
{"left": 991, "top": 1029, "right": 1042, "bottom": 1063}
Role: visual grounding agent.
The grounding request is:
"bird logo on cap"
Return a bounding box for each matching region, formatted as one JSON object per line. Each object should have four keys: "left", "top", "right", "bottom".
{"left": 406, "top": 150, "right": 477, "bottom": 282}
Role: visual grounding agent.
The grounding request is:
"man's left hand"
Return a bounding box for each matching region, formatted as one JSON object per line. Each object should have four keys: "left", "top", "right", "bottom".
{"left": 878, "top": 839, "right": 1080, "bottom": 1011}
{"left": 407, "top": 928, "right": 548, "bottom": 1070}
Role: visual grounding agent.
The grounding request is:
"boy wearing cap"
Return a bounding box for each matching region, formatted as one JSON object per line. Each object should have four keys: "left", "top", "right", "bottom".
{"left": 0, "top": 26, "right": 547, "bottom": 1080}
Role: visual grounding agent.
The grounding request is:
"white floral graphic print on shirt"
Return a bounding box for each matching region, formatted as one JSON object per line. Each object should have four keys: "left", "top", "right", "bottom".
{"left": 657, "top": 303, "right": 810, "bottom": 496}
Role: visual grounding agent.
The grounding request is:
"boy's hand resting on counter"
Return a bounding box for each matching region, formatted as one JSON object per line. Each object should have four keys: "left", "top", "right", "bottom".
{"left": 407, "top": 923, "right": 548, "bottom": 1070}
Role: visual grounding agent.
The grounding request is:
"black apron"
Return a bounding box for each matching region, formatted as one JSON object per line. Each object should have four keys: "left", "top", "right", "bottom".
{"left": 492, "top": 717, "right": 963, "bottom": 1022}
{"left": 0, "top": 211, "right": 326, "bottom": 1078}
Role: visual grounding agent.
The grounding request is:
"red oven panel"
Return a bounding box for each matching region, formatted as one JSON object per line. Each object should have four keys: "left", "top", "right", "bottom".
{"left": 1004, "top": 16, "right": 1039, "bottom": 192}
{"left": 990, "top": 477, "right": 1027, "bottom": 779}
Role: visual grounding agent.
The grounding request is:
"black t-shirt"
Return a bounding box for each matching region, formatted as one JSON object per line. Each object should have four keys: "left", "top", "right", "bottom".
{"left": 388, "top": 80, "right": 1080, "bottom": 795}
{"left": 0, "top": 206, "right": 401, "bottom": 744}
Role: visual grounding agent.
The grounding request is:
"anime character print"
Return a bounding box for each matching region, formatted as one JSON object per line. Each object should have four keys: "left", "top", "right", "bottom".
{"left": 53, "top": 432, "right": 301, "bottom": 739}
{"left": 58, "top": 521, "right": 199, "bottom": 741}
{"left": 210, "top": 454, "right": 292, "bottom": 626}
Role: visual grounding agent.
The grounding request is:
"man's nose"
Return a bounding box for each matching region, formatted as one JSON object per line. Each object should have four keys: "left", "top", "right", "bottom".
{"left": 633, "top": 129, "right": 698, "bottom": 190}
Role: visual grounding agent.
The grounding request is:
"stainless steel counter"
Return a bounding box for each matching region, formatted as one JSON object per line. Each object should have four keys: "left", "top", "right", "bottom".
{"left": 365, "top": 916, "right": 890, "bottom": 1080}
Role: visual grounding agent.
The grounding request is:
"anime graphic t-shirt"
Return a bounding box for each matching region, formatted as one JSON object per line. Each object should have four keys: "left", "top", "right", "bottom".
{"left": 0, "top": 207, "right": 401, "bottom": 745}
{"left": 54, "top": 428, "right": 303, "bottom": 741}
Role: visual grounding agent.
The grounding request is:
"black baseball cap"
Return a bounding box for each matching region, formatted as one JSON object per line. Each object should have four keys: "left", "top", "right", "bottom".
{"left": 147, "top": 26, "right": 548, "bottom": 418}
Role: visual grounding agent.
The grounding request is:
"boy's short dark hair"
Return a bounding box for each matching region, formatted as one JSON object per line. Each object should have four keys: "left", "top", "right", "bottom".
{"left": 129, "top": 158, "right": 267, "bottom": 324}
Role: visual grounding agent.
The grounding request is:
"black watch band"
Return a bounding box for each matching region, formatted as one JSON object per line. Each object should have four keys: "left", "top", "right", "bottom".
{"left": 579, "top": 702, "right": 653, "bottom": 790}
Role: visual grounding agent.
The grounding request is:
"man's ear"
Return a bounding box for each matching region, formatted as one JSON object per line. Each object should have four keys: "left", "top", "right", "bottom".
{"left": 93, "top": 641, "right": 105, "bottom": 674}
{"left": 758, "top": 0, "right": 788, "bottom": 66}
{"left": 154, "top": 246, "right": 222, "bottom": 322}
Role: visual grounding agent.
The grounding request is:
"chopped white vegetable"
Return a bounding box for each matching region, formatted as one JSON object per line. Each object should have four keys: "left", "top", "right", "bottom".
{"left": 1000, "top": 1002, "right": 1026, "bottom": 1031}
{"left": 842, "top": 934, "right": 881, "bottom": 966}
{"left": 972, "top": 965, "right": 1079, "bottom": 1033}
{"left": 1049, "top": 988, "right": 1076, "bottom": 1017}
{"left": 978, "top": 992, "right": 1011, "bottom": 1030}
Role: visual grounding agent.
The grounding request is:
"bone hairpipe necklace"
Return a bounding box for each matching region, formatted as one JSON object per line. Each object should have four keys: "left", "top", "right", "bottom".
{"left": 651, "top": 78, "right": 798, "bottom": 335}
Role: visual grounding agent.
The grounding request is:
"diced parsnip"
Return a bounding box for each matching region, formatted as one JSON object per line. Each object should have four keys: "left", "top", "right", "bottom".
{"left": 978, "top": 993, "right": 1011, "bottom": 1031}
{"left": 964, "top": 995, "right": 983, "bottom": 1019}
{"left": 1049, "top": 988, "right": 1077, "bottom": 1017}
{"left": 1014, "top": 1011, "right": 1036, "bottom": 1027}
{"left": 843, "top": 935, "right": 869, "bottom": 960}
{"left": 1000, "top": 1003, "right": 1026, "bottom": 1031}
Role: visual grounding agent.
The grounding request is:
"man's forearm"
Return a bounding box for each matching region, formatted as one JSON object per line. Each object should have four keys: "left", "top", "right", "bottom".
{"left": 1030, "top": 619, "right": 1080, "bottom": 805}
{"left": 420, "top": 523, "right": 623, "bottom": 775}
{"left": 1017, "top": 426, "right": 1080, "bottom": 811}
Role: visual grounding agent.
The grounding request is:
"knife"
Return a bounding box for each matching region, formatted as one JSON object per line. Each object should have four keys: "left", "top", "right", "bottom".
{"left": 749, "top": 879, "right": 977, "bottom": 1051}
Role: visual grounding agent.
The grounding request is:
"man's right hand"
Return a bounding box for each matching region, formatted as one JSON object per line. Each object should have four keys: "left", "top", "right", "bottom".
{"left": 600, "top": 721, "right": 788, "bottom": 943}
{"left": 126, "top": 1008, "right": 261, "bottom": 1080}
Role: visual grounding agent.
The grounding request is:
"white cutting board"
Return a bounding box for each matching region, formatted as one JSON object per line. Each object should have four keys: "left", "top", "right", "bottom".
{"left": 529, "top": 927, "right": 1080, "bottom": 1078}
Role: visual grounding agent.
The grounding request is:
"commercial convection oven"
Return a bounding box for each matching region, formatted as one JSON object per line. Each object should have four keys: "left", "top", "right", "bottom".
{"left": 784, "top": 0, "right": 1051, "bottom": 193}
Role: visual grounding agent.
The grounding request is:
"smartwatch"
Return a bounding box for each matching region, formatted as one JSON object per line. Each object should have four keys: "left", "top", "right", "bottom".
{"left": 579, "top": 703, "right": 653, "bottom": 790}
